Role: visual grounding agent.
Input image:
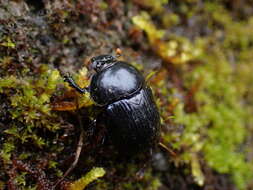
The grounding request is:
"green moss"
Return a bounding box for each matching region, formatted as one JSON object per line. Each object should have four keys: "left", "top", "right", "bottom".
{"left": 174, "top": 50, "right": 253, "bottom": 189}
{"left": 0, "top": 66, "right": 61, "bottom": 133}
{"left": 132, "top": 12, "right": 165, "bottom": 44}
{"left": 0, "top": 36, "right": 16, "bottom": 48}
{"left": 14, "top": 172, "right": 27, "bottom": 187}
{"left": 69, "top": 167, "right": 106, "bottom": 190}
{"left": 99, "top": 1, "right": 108, "bottom": 10}
{"left": 132, "top": 11, "right": 202, "bottom": 64}
{"left": 0, "top": 65, "right": 66, "bottom": 187}
{"left": 133, "top": 1, "right": 253, "bottom": 189}
{"left": 1, "top": 140, "right": 15, "bottom": 163}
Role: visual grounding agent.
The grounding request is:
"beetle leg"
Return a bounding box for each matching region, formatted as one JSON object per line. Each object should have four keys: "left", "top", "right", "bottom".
{"left": 86, "top": 119, "right": 106, "bottom": 146}
{"left": 64, "top": 73, "right": 89, "bottom": 94}
{"left": 85, "top": 119, "right": 96, "bottom": 140}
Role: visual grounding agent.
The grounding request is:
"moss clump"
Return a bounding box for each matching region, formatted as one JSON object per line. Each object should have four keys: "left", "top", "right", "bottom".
{"left": 174, "top": 50, "right": 253, "bottom": 189}
{"left": 132, "top": 11, "right": 202, "bottom": 64}
{"left": 0, "top": 65, "right": 66, "bottom": 188}
{"left": 0, "top": 65, "right": 61, "bottom": 158}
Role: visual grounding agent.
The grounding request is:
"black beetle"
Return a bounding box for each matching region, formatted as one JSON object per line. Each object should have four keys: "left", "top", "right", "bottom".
{"left": 64, "top": 54, "right": 160, "bottom": 154}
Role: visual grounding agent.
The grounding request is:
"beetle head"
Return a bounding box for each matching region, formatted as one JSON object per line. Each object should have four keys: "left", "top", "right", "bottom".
{"left": 90, "top": 54, "right": 117, "bottom": 72}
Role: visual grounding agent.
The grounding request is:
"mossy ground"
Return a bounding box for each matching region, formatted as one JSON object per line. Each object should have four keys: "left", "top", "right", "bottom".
{"left": 0, "top": 0, "right": 253, "bottom": 190}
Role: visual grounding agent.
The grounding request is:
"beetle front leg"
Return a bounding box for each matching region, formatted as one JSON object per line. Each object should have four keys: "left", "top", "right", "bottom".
{"left": 64, "top": 73, "right": 89, "bottom": 94}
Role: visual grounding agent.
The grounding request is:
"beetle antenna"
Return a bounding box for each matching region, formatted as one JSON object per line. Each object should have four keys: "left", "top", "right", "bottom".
{"left": 158, "top": 142, "right": 177, "bottom": 157}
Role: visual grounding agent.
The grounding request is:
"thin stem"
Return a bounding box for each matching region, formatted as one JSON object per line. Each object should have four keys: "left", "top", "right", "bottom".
{"left": 53, "top": 96, "right": 84, "bottom": 189}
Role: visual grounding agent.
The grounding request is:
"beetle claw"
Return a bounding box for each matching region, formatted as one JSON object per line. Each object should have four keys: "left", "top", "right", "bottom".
{"left": 63, "top": 73, "right": 71, "bottom": 82}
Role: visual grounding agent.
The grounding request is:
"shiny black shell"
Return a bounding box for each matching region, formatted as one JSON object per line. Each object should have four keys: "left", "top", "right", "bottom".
{"left": 90, "top": 60, "right": 160, "bottom": 153}
{"left": 105, "top": 86, "right": 160, "bottom": 153}
{"left": 90, "top": 61, "right": 145, "bottom": 106}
